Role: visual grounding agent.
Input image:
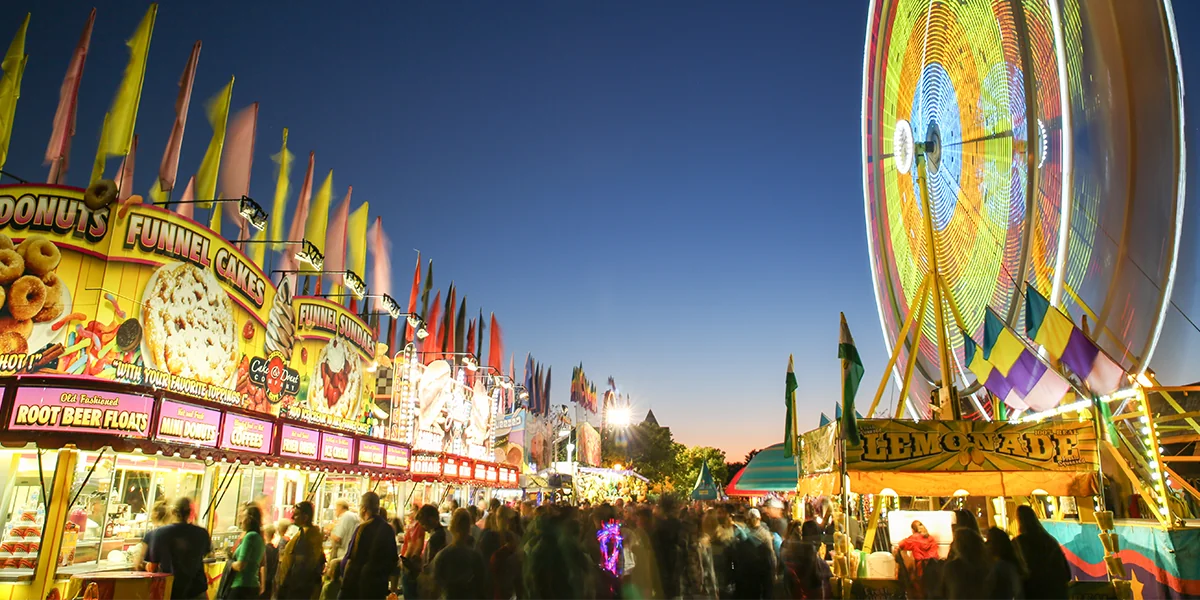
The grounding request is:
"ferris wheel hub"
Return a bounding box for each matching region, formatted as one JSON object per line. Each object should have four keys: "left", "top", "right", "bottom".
{"left": 923, "top": 121, "right": 943, "bottom": 175}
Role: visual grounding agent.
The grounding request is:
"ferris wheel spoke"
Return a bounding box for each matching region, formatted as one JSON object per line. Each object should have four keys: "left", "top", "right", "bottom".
{"left": 942, "top": 129, "right": 1014, "bottom": 148}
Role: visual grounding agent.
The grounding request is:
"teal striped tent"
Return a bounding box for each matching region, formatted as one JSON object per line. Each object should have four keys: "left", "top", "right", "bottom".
{"left": 725, "top": 442, "right": 797, "bottom": 496}
{"left": 690, "top": 462, "right": 721, "bottom": 501}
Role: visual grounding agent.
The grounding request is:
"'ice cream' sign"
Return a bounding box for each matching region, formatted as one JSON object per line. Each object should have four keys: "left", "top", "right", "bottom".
{"left": 320, "top": 432, "right": 353, "bottom": 464}
{"left": 9, "top": 387, "right": 151, "bottom": 437}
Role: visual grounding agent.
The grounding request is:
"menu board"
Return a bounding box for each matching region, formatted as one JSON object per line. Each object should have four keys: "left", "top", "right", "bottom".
{"left": 473, "top": 463, "right": 486, "bottom": 481}
{"left": 156, "top": 400, "right": 221, "bottom": 447}
{"left": 358, "top": 440, "right": 385, "bottom": 468}
{"left": 442, "top": 457, "right": 458, "bottom": 478}
{"left": 487, "top": 466, "right": 498, "bottom": 483}
{"left": 320, "top": 432, "right": 354, "bottom": 464}
{"left": 219, "top": 413, "right": 274, "bottom": 454}
{"left": 279, "top": 424, "right": 319, "bottom": 460}
{"left": 0, "top": 185, "right": 379, "bottom": 437}
{"left": 386, "top": 445, "right": 410, "bottom": 471}
{"left": 458, "top": 460, "right": 472, "bottom": 479}
{"left": 8, "top": 386, "right": 151, "bottom": 437}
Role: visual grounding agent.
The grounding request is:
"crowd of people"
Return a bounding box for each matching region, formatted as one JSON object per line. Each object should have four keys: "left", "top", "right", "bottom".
{"left": 125, "top": 492, "right": 1073, "bottom": 600}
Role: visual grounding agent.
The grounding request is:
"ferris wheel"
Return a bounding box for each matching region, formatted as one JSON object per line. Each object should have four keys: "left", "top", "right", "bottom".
{"left": 861, "top": 0, "right": 1188, "bottom": 419}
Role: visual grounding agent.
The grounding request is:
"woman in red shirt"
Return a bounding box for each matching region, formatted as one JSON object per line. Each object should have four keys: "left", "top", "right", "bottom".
{"left": 895, "top": 520, "right": 940, "bottom": 598}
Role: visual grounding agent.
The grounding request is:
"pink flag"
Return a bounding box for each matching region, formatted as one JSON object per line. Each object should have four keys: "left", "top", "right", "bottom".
{"left": 177, "top": 176, "right": 195, "bottom": 219}
{"left": 116, "top": 135, "right": 137, "bottom": 201}
{"left": 324, "top": 187, "right": 351, "bottom": 285}
{"left": 219, "top": 103, "right": 257, "bottom": 244}
{"left": 281, "top": 152, "right": 315, "bottom": 272}
{"left": 159, "top": 41, "right": 200, "bottom": 192}
{"left": 45, "top": 9, "right": 94, "bottom": 184}
{"left": 369, "top": 216, "right": 392, "bottom": 311}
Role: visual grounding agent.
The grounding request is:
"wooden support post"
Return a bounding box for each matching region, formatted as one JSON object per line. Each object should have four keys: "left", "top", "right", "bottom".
{"left": 31, "top": 449, "right": 79, "bottom": 600}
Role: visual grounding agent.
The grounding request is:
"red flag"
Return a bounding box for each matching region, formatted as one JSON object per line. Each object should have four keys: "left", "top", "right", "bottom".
{"left": 324, "top": 186, "right": 351, "bottom": 288}
{"left": 405, "top": 251, "right": 421, "bottom": 342}
{"left": 220, "top": 103, "right": 258, "bottom": 244}
{"left": 115, "top": 135, "right": 137, "bottom": 201}
{"left": 177, "top": 176, "right": 195, "bottom": 219}
{"left": 369, "top": 216, "right": 392, "bottom": 311}
{"left": 466, "top": 318, "right": 477, "bottom": 358}
{"left": 45, "top": 9, "right": 94, "bottom": 184}
{"left": 488, "top": 313, "right": 503, "bottom": 372}
{"left": 158, "top": 40, "right": 200, "bottom": 192}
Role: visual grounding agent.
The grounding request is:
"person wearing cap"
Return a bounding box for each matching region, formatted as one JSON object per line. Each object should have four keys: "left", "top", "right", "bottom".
{"left": 762, "top": 498, "right": 788, "bottom": 540}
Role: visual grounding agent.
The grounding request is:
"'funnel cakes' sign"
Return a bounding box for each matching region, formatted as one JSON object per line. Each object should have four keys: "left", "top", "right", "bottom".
{"left": 0, "top": 184, "right": 382, "bottom": 436}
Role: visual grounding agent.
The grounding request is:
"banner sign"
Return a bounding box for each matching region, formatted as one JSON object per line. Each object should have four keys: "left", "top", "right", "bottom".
{"left": 800, "top": 423, "right": 838, "bottom": 475}
{"left": 358, "top": 440, "right": 385, "bottom": 468}
{"left": 8, "top": 386, "right": 151, "bottom": 437}
{"left": 156, "top": 400, "right": 221, "bottom": 447}
{"left": 411, "top": 454, "right": 440, "bottom": 476}
{"left": 279, "top": 424, "right": 319, "bottom": 460}
{"left": 319, "top": 432, "right": 354, "bottom": 464}
{"left": 386, "top": 445, "right": 410, "bottom": 471}
{"left": 279, "top": 297, "right": 375, "bottom": 435}
{"left": 845, "top": 419, "right": 1097, "bottom": 472}
{"left": 219, "top": 413, "right": 273, "bottom": 454}
{"left": 0, "top": 185, "right": 381, "bottom": 437}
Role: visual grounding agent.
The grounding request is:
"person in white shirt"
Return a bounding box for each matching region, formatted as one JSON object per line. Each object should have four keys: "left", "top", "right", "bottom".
{"left": 329, "top": 500, "right": 360, "bottom": 560}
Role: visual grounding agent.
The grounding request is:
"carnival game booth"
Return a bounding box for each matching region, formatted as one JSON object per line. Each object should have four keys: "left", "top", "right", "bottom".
{"left": 574, "top": 467, "right": 648, "bottom": 505}
{"left": 794, "top": 419, "right": 1104, "bottom": 598}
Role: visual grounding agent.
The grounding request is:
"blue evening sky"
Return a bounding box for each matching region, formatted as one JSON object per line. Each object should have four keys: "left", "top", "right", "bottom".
{"left": 2, "top": 1, "right": 1198, "bottom": 458}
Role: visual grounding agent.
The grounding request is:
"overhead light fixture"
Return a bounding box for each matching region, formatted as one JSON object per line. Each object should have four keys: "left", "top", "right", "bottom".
{"left": 519, "top": 390, "right": 530, "bottom": 400}
{"left": 238, "top": 196, "right": 268, "bottom": 230}
{"left": 559, "top": 428, "right": 570, "bottom": 438}
{"left": 344, "top": 270, "right": 367, "bottom": 298}
{"left": 381, "top": 294, "right": 401, "bottom": 319}
{"left": 415, "top": 326, "right": 429, "bottom": 340}
{"left": 406, "top": 315, "right": 421, "bottom": 330}
{"left": 296, "top": 239, "right": 324, "bottom": 270}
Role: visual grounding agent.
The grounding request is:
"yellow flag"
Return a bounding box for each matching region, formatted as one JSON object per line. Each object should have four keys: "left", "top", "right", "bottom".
{"left": 197, "top": 76, "right": 234, "bottom": 232}
{"left": 0, "top": 13, "right": 30, "bottom": 172}
{"left": 347, "top": 201, "right": 370, "bottom": 280}
{"left": 91, "top": 112, "right": 111, "bottom": 183}
{"left": 98, "top": 4, "right": 156, "bottom": 160}
{"left": 269, "top": 128, "right": 293, "bottom": 250}
{"left": 304, "top": 170, "right": 334, "bottom": 254}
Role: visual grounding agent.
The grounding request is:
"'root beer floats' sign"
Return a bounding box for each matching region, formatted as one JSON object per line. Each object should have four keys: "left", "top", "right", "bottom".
{"left": 0, "top": 184, "right": 381, "bottom": 438}
{"left": 9, "top": 387, "right": 151, "bottom": 437}
{"left": 845, "top": 420, "right": 1097, "bottom": 471}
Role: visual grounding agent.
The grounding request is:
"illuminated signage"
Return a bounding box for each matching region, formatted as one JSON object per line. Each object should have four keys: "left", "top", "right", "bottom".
{"left": 219, "top": 413, "right": 273, "bottom": 454}
{"left": 156, "top": 400, "right": 220, "bottom": 447}
{"left": 10, "top": 387, "right": 151, "bottom": 437}
{"left": 386, "top": 445, "right": 410, "bottom": 471}
{"left": 319, "top": 432, "right": 354, "bottom": 464}
{"left": 358, "top": 440, "right": 385, "bottom": 468}
{"left": 280, "top": 424, "right": 319, "bottom": 460}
